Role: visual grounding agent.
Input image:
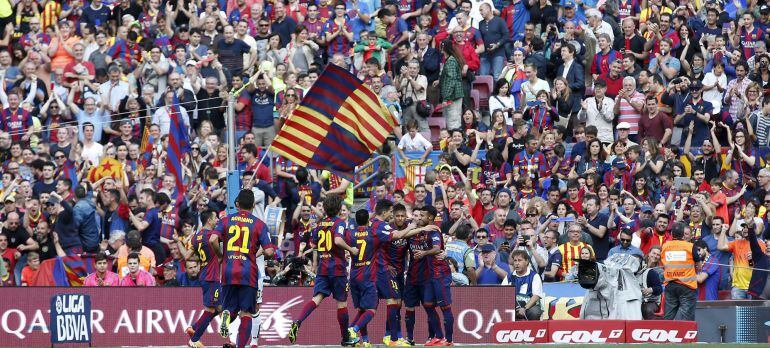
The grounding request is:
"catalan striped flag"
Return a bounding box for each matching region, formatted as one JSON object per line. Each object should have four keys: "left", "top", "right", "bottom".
{"left": 271, "top": 64, "right": 397, "bottom": 179}
{"left": 138, "top": 125, "right": 154, "bottom": 175}
{"left": 161, "top": 93, "right": 190, "bottom": 240}
{"left": 166, "top": 93, "right": 191, "bottom": 203}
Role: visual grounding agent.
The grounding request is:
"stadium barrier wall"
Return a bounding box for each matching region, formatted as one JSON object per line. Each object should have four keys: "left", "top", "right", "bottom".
{"left": 0, "top": 286, "right": 514, "bottom": 346}
{"left": 492, "top": 320, "right": 698, "bottom": 343}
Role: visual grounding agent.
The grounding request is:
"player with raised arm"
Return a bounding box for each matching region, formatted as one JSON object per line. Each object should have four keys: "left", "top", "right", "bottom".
{"left": 288, "top": 195, "right": 360, "bottom": 346}
{"left": 383, "top": 203, "right": 411, "bottom": 345}
{"left": 403, "top": 206, "right": 445, "bottom": 346}
{"left": 347, "top": 201, "right": 438, "bottom": 347}
{"left": 183, "top": 210, "right": 221, "bottom": 348}
{"left": 209, "top": 190, "right": 275, "bottom": 348}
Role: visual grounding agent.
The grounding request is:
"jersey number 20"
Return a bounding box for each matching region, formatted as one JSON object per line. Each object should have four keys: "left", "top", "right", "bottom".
{"left": 317, "top": 230, "right": 333, "bottom": 251}
{"left": 227, "top": 226, "right": 251, "bottom": 253}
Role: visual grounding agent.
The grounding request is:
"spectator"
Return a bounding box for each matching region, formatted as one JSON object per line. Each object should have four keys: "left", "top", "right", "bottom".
{"left": 446, "top": 224, "right": 477, "bottom": 284}
{"left": 20, "top": 251, "right": 40, "bottom": 286}
{"left": 608, "top": 229, "right": 644, "bottom": 257}
{"left": 696, "top": 239, "right": 720, "bottom": 301}
{"left": 541, "top": 230, "right": 562, "bottom": 282}
{"left": 639, "top": 252, "right": 664, "bottom": 319}
{"left": 73, "top": 186, "right": 99, "bottom": 253}
{"left": 503, "top": 250, "right": 544, "bottom": 320}
{"left": 475, "top": 243, "right": 509, "bottom": 285}
{"left": 439, "top": 40, "right": 465, "bottom": 130}
{"left": 119, "top": 252, "right": 156, "bottom": 286}
{"left": 83, "top": 252, "right": 120, "bottom": 286}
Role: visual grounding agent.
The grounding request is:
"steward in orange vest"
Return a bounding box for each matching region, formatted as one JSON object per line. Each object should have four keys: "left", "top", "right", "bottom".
{"left": 660, "top": 222, "right": 701, "bottom": 321}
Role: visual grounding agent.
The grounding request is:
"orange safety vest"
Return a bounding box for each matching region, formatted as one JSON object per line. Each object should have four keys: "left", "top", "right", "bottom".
{"left": 661, "top": 240, "right": 697, "bottom": 290}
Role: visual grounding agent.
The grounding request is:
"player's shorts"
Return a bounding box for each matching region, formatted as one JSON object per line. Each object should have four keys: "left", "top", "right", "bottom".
{"left": 425, "top": 276, "right": 453, "bottom": 307}
{"left": 221, "top": 284, "right": 258, "bottom": 314}
{"left": 376, "top": 271, "right": 402, "bottom": 300}
{"left": 201, "top": 281, "right": 221, "bottom": 308}
{"left": 403, "top": 282, "right": 426, "bottom": 308}
{"left": 257, "top": 255, "right": 265, "bottom": 305}
{"left": 313, "top": 275, "right": 348, "bottom": 302}
{"left": 350, "top": 279, "right": 378, "bottom": 309}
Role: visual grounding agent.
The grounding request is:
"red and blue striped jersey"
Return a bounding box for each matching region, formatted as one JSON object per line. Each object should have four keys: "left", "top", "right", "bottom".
{"left": 313, "top": 217, "right": 349, "bottom": 277}
{"left": 214, "top": 210, "right": 274, "bottom": 287}
{"left": 431, "top": 231, "right": 451, "bottom": 279}
{"left": 348, "top": 218, "right": 394, "bottom": 282}
{"left": 386, "top": 233, "right": 409, "bottom": 276}
{"left": 189, "top": 228, "right": 220, "bottom": 283}
{"left": 322, "top": 19, "right": 353, "bottom": 55}
{"left": 406, "top": 229, "right": 440, "bottom": 284}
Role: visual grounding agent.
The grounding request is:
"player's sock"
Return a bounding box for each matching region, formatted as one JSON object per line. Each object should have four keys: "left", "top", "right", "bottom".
{"left": 360, "top": 324, "right": 369, "bottom": 342}
{"left": 424, "top": 304, "right": 443, "bottom": 339}
{"left": 191, "top": 310, "right": 217, "bottom": 342}
{"left": 353, "top": 309, "right": 375, "bottom": 330}
{"left": 337, "top": 308, "right": 349, "bottom": 338}
{"left": 236, "top": 316, "right": 252, "bottom": 348}
{"left": 396, "top": 309, "right": 403, "bottom": 338}
{"left": 250, "top": 311, "right": 261, "bottom": 346}
{"left": 405, "top": 309, "right": 415, "bottom": 341}
{"left": 296, "top": 301, "right": 318, "bottom": 324}
{"left": 441, "top": 306, "right": 454, "bottom": 342}
{"left": 387, "top": 304, "right": 399, "bottom": 341}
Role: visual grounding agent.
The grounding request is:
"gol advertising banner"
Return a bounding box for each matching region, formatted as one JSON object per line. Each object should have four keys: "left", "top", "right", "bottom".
{"left": 0, "top": 286, "right": 513, "bottom": 346}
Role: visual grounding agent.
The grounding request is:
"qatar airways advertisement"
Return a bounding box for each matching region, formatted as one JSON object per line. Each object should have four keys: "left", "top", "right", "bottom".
{"left": 0, "top": 287, "right": 514, "bottom": 346}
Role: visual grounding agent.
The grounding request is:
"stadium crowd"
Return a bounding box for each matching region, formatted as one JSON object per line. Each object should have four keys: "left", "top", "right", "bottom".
{"left": 0, "top": 0, "right": 769, "bottom": 322}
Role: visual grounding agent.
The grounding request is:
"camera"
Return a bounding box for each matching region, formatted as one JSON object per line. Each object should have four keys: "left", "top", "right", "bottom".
{"left": 578, "top": 253, "right": 644, "bottom": 320}
{"left": 287, "top": 255, "right": 308, "bottom": 271}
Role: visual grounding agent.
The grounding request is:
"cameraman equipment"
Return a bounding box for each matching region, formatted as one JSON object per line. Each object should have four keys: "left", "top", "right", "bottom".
{"left": 577, "top": 253, "right": 643, "bottom": 320}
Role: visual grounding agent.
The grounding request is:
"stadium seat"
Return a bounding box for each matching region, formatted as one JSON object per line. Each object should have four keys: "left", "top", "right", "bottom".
{"left": 473, "top": 75, "right": 494, "bottom": 99}
{"left": 428, "top": 117, "right": 446, "bottom": 145}
{"left": 473, "top": 75, "right": 494, "bottom": 114}
{"left": 470, "top": 89, "right": 480, "bottom": 110}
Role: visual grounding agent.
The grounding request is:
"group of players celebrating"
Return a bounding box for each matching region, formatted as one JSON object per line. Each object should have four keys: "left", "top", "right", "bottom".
{"left": 183, "top": 188, "right": 456, "bottom": 348}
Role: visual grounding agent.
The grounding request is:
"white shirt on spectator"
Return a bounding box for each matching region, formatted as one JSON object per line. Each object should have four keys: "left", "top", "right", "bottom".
{"left": 702, "top": 72, "right": 727, "bottom": 114}
{"left": 99, "top": 80, "right": 130, "bottom": 112}
{"left": 398, "top": 132, "right": 433, "bottom": 152}
{"left": 489, "top": 95, "right": 515, "bottom": 126}
{"left": 81, "top": 142, "right": 104, "bottom": 166}
{"left": 152, "top": 105, "right": 190, "bottom": 136}
{"left": 521, "top": 79, "right": 550, "bottom": 104}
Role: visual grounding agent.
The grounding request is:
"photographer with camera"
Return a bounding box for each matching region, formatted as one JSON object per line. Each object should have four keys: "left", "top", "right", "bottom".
{"left": 272, "top": 255, "right": 315, "bottom": 286}
{"left": 502, "top": 250, "right": 544, "bottom": 321}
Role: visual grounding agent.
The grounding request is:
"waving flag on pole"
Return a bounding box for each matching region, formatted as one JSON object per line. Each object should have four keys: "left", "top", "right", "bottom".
{"left": 161, "top": 94, "right": 191, "bottom": 240}
{"left": 271, "top": 64, "right": 397, "bottom": 180}
{"left": 138, "top": 125, "right": 154, "bottom": 175}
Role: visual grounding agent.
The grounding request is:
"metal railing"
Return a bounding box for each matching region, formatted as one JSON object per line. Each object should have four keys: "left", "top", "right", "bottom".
{"left": 353, "top": 154, "right": 392, "bottom": 190}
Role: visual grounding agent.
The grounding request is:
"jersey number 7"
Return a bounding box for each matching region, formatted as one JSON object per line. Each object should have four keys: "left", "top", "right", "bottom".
{"left": 356, "top": 240, "right": 367, "bottom": 261}
{"left": 227, "top": 226, "right": 251, "bottom": 253}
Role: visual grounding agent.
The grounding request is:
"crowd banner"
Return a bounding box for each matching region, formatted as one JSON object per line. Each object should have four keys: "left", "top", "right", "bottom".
{"left": 0, "top": 286, "right": 514, "bottom": 346}
{"left": 493, "top": 320, "right": 697, "bottom": 344}
{"left": 541, "top": 282, "right": 584, "bottom": 320}
{"left": 393, "top": 151, "right": 486, "bottom": 191}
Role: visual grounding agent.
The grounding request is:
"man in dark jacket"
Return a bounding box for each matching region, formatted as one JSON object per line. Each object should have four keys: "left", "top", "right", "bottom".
{"left": 47, "top": 193, "right": 82, "bottom": 255}
{"left": 74, "top": 186, "right": 100, "bottom": 253}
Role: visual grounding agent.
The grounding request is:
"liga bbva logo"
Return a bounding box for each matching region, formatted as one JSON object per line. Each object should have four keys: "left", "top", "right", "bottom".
{"left": 227, "top": 296, "right": 304, "bottom": 343}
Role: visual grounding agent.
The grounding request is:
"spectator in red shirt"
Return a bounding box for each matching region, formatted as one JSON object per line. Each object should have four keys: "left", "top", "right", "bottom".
{"left": 639, "top": 213, "right": 672, "bottom": 255}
